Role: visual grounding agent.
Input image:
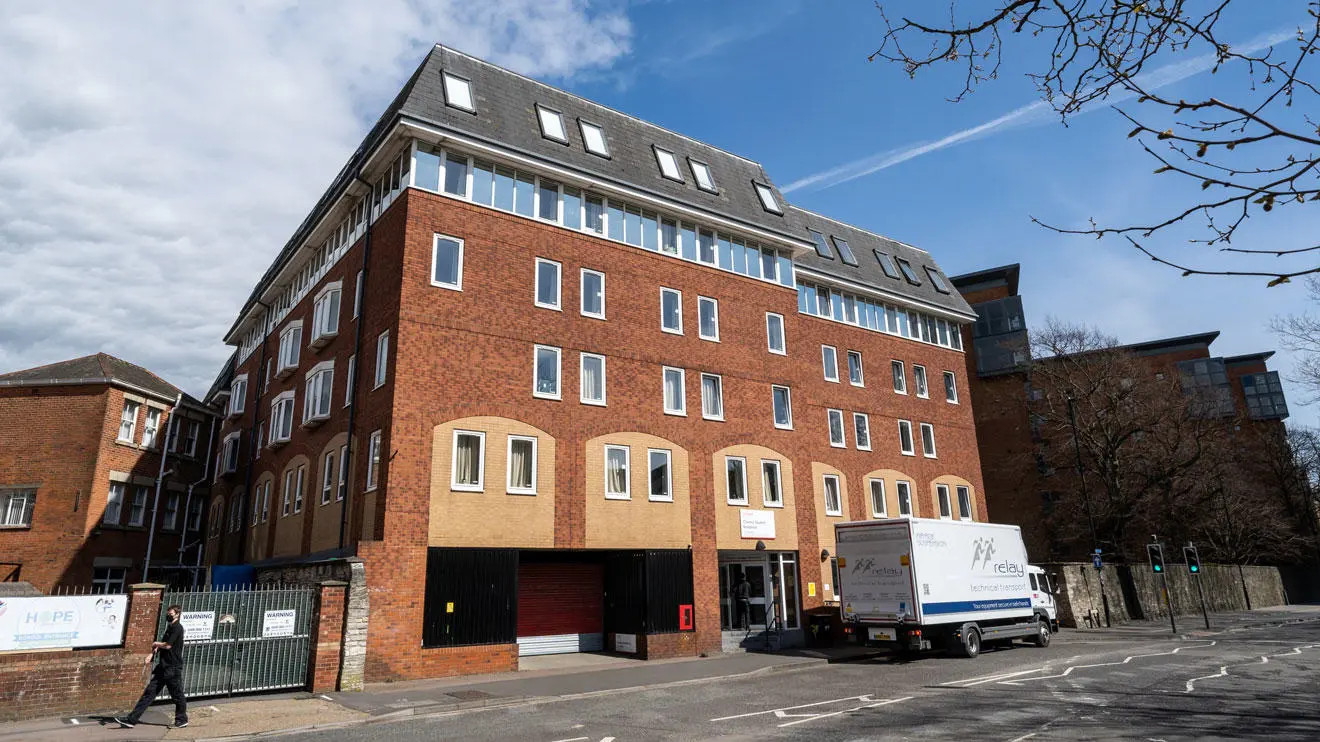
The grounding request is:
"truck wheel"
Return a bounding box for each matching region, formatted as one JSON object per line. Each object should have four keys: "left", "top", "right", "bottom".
{"left": 959, "top": 627, "right": 981, "bottom": 658}
{"left": 1031, "top": 619, "right": 1051, "bottom": 648}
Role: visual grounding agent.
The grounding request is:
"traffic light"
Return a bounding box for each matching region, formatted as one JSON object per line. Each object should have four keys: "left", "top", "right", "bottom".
{"left": 1184, "top": 545, "right": 1202, "bottom": 574}
{"left": 1147, "top": 542, "right": 1165, "bottom": 573}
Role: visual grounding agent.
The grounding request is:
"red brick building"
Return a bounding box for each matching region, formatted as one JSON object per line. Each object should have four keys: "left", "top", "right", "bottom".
{"left": 205, "top": 45, "right": 985, "bottom": 681}
{"left": 0, "top": 353, "right": 218, "bottom": 591}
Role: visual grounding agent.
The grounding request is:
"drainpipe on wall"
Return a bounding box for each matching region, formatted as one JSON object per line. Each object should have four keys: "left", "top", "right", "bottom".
{"left": 178, "top": 415, "right": 219, "bottom": 587}
{"left": 339, "top": 174, "right": 374, "bottom": 552}
{"left": 142, "top": 393, "right": 182, "bottom": 583}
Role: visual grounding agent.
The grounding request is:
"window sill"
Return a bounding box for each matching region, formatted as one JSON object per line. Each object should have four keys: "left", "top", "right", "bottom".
{"left": 699, "top": 336, "right": 720, "bottom": 343}
{"left": 581, "top": 312, "right": 606, "bottom": 321}
{"left": 702, "top": 415, "right": 725, "bottom": 422}
{"left": 648, "top": 496, "right": 674, "bottom": 503}
{"left": 725, "top": 500, "right": 748, "bottom": 507}
{"left": 774, "top": 423, "right": 793, "bottom": 431}
{"left": 769, "top": 349, "right": 786, "bottom": 356}
{"left": 309, "top": 332, "right": 338, "bottom": 350}
{"left": 604, "top": 494, "right": 631, "bottom": 501}
{"left": 762, "top": 502, "right": 784, "bottom": 509}
{"left": 507, "top": 489, "right": 537, "bottom": 497}
{"left": 824, "top": 511, "right": 844, "bottom": 518}
{"left": 664, "top": 409, "right": 687, "bottom": 418}
{"left": 302, "top": 415, "right": 330, "bottom": 429}
{"left": 924, "top": 454, "right": 939, "bottom": 459}
{"left": 268, "top": 438, "right": 290, "bottom": 449}
{"left": 581, "top": 399, "right": 607, "bottom": 407}
{"left": 534, "top": 303, "right": 563, "bottom": 312}
{"left": 829, "top": 443, "right": 847, "bottom": 449}
{"left": 661, "top": 328, "right": 683, "bottom": 336}
{"left": 850, "top": 382, "right": 865, "bottom": 388}
{"left": 0, "top": 524, "right": 32, "bottom": 531}
{"left": 857, "top": 446, "right": 872, "bottom": 452}
{"left": 824, "top": 378, "right": 840, "bottom": 384}
{"left": 451, "top": 484, "right": 483, "bottom": 493}
{"left": 532, "top": 393, "right": 562, "bottom": 401}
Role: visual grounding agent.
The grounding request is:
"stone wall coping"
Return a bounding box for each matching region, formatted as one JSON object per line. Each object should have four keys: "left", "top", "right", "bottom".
{"left": 319, "top": 580, "right": 350, "bottom": 587}
{"left": 128, "top": 583, "right": 167, "bottom": 590}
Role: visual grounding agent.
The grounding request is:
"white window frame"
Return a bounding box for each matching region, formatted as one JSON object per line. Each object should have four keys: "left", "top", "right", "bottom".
{"left": 853, "top": 413, "right": 871, "bottom": 451}
{"left": 869, "top": 479, "right": 887, "bottom": 518}
{"left": 689, "top": 159, "right": 716, "bottom": 192}
{"left": 821, "top": 346, "right": 839, "bottom": 382}
{"left": 914, "top": 364, "right": 929, "bottom": 399}
{"left": 294, "top": 465, "right": 305, "bottom": 513}
{"left": 604, "top": 444, "right": 631, "bottom": 500}
{"left": 663, "top": 366, "right": 687, "bottom": 416}
{"left": 896, "top": 480, "right": 913, "bottom": 516}
{"left": 892, "top": 360, "right": 907, "bottom": 394}
{"left": 321, "top": 450, "right": 335, "bottom": 505}
{"left": 354, "top": 270, "right": 364, "bottom": 316}
{"left": 580, "top": 352, "right": 607, "bottom": 406}
{"left": 700, "top": 373, "right": 724, "bottom": 421}
{"left": 772, "top": 385, "right": 793, "bottom": 430}
{"left": 451, "top": 429, "right": 485, "bottom": 492}
{"left": 754, "top": 182, "right": 783, "bottom": 214}
{"left": 337, "top": 444, "right": 348, "bottom": 502}
{"left": 580, "top": 268, "right": 606, "bottom": 319}
{"left": 118, "top": 401, "right": 139, "bottom": 442}
{"left": 761, "top": 460, "right": 783, "bottom": 508}
{"left": 697, "top": 296, "right": 720, "bottom": 342}
{"left": 506, "top": 435, "right": 538, "bottom": 495}
{"left": 536, "top": 104, "right": 568, "bottom": 143}
{"left": 579, "top": 120, "right": 610, "bottom": 157}
{"left": 533, "top": 344, "right": 562, "bottom": 400}
{"left": 1, "top": 488, "right": 36, "bottom": 527}
{"left": 921, "top": 423, "right": 938, "bottom": 458}
{"left": 303, "top": 360, "right": 334, "bottom": 424}
{"left": 431, "top": 234, "right": 464, "bottom": 291}
{"left": 184, "top": 420, "right": 199, "bottom": 457}
{"left": 141, "top": 407, "right": 162, "bottom": 449}
{"left": 766, "top": 312, "right": 786, "bottom": 355}
{"left": 365, "top": 430, "right": 383, "bottom": 492}
{"left": 228, "top": 376, "right": 247, "bottom": 417}
{"left": 277, "top": 321, "right": 303, "bottom": 376}
{"left": 725, "top": 456, "right": 749, "bottom": 505}
{"left": 311, "top": 281, "right": 342, "bottom": 346}
{"left": 441, "top": 71, "right": 474, "bottom": 112}
{"left": 944, "top": 370, "right": 959, "bottom": 404}
{"left": 822, "top": 474, "right": 843, "bottom": 517}
{"left": 345, "top": 355, "right": 355, "bottom": 407}
{"left": 660, "top": 288, "right": 683, "bottom": 335}
{"left": 270, "top": 391, "right": 296, "bottom": 445}
{"left": 847, "top": 350, "right": 864, "bottom": 387}
{"left": 128, "top": 485, "right": 149, "bottom": 527}
{"left": 936, "top": 484, "right": 953, "bottom": 520}
{"left": 648, "top": 448, "right": 673, "bottom": 502}
{"left": 957, "top": 485, "right": 972, "bottom": 520}
{"left": 221, "top": 431, "right": 241, "bottom": 471}
{"left": 374, "top": 331, "right": 389, "bottom": 389}
{"left": 104, "top": 482, "right": 124, "bottom": 525}
{"left": 898, "top": 419, "right": 915, "bottom": 456}
{"left": 654, "top": 146, "right": 683, "bottom": 181}
{"left": 534, "top": 257, "right": 562, "bottom": 311}
{"left": 282, "top": 470, "right": 294, "bottom": 516}
{"left": 827, "top": 408, "right": 847, "bottom": 448}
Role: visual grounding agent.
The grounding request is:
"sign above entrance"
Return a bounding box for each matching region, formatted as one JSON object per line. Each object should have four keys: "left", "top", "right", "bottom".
{"left": 739, "top": 509, "right": 775, "bottom": 539}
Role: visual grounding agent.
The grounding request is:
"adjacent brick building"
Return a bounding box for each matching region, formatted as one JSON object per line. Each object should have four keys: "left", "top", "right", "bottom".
{"left": 204, "top": 45, "right": 986, "bottom": 681}
{"left": 0, "top": 353, "right": 218, "bottom": 591}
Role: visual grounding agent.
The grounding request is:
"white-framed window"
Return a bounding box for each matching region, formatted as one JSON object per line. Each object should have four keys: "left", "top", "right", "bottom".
{"left": 869, "top": 479, "right": 887, "bottom": 518}
{"left": 221, "top": 431, "right": 241, "bottom": 472}
{"left": 255, "top": 421, "right": 264, "bottom": 456}
{"left": 753, "top": 182, "right": 783, "bottom": 214}
{"left": 957, "top": 485, "right": 972, "bottom": 520}
{"left": 432, "top": 235, "right": 464, "bottom": 290}
{"left": 827, "top": 409, "right": 846, "bottom": 448}
{"left": 118, "top": 401, "right": 139, "bottom": 442}
{"left": 264, "top": 358, "right": 272, "bottom": 391}
{"left": 654, "top": 146, "right": 683, "bottom": 181}
{"left": 701, "top": 373, "right": 724, "bottom": 421}
{"left": 184, "top": 420, "right": 200, "bottom": 456}
{"left": 580, "top": 120, "right": 609, "bottom": 157}
{"left": 354, "top": 270, "right": 364, "bottom": 316}
{"left": 853, "top": 413, "right": 871, "bottom": 451}
{"left": 822, "top": 474, "right": 842, "bottom": 516}
{"left": 228, "top": 376, "right": 248, "bottom": 417}
{"left": 441, "top": 71, "right": 474, "bottom": 112}
{"left": 921, "top": 423, "right": 938, "bottom": 458}
{"left": 260, "top": 480, "right": 271, "bottom": 522}
{"left": 761, "top": 460, "right": 783, "bottom": 507}
{"left": 321, "top": 450, "right": 336, "bottom": 505}
{"left": 536, "top": 104, "right": 568, "bottom": 143}
{"left": 535, "top": 258, "right": 562, "bottom": 310}
{"left": 303, "top": 361, "right": 334, "bottom": 424}
{"left": 311, "top": 282, "right": 342, "bottom": 346}
{"left": 898, "top": 419, "right": 915, "bottom": 456}
{"left": 229, "top": 492, "right": 243, "bottom": 533}
{"left": 451, "top": 429, "right": 484, "bottom": 491}
{"left": 337, "top": 444, "right": 348, "bottom": 501}
{"left": 507, "top": 435, "right": 537, "bottom": 495}
{"left": 914, "top": 365, "right": 929, "bottom": 398}
{"left": 345, "top": 355, "right": 355, "bottom": 407}
{"left": 250, "top": 486, "right": 261, "bottom": 526}
{"left": 270, "top": 391, "right": 296, "bottom": 445}
{"left": 187, "top": 497, "right": 203, "bottom": 531}
{"left": 944, "top": 371, "right": 959, "bottom": 403}
{"left": 690, "top": 159, "right": 716, "bottom": 192}
{"left": 821, "top": 346, "right": 839, "bottom": 382}
{"left": 697, "top": 296, "right": 719, "bottom": 341}
{"left": 725, "top": 456, "right": 748, "bottom": 505}
{"left": 92, "top": 567, "right": 126, "bottom": 594}
{"left": 896, "top": 480, "right": 913, "bottom": 516}
{"left": 648, "top": 448, "right": 672, "bottom": 502}
{"left": 278, "top": 321, "right": 303, "bottom": 375}
{"left": 605, "top": 445, "right": 630, "bottom": 499}
{"left": 142, "top": 408, "right": 162, "bottom": 449}
{"left": 580, "top": 353, "right": 606, "bottom": 406}
{"left": 891, "top": 360, "right": 907, "bottom": 394}
{"left": 660, "top": 288, "right": 683, "bottom": 334}
{"left": 366, "top": 430, "right": 382, "bottom": 491}
{"left": 847, "top": 351, "right": 864, "bottom": 387}
{"left": 1, "top": 488, "right": 36, "bottom": 527}
{"left": 766, "top": 313, "right": 786, "bottom": 354}
{"left": 282, "top": 469, "right": 295, "bottom": 516}
{"left": 580, "top": 268, "right": 605, "bottom": 319}
{"left": 937, "top": 484, "right": 953, "bottom": 520}
{"left": 772, "top": 385, "right": 793, "bottom": 429}
{"left": 663, "top": 367, "right": 686, "bottom": 415}
{"left": 294, "top": 465, "right": 305, "bottom": 512}
{"left": 128, "top": 485, "right": 149, "bottom": 527}
{"left": 104, "top": 482, "right": 124, "bottom": 525}
{"left": 374, "top": 331, "right": 389, "bottom": 389}
{"left": 533, "top": 345, "right": 562, "bottom": 400}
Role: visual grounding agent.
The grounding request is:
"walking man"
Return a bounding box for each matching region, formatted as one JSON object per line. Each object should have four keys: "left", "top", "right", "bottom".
{"left": 733, "top": 574, "right": 752, "bottom": 630}
{"left": 116, "top": 604, "right": 188, "bottom": 729}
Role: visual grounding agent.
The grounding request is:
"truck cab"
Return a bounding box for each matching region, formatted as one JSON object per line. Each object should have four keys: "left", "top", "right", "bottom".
{"left": 1027, "top": 565, "right": 1059, "bottom": 633}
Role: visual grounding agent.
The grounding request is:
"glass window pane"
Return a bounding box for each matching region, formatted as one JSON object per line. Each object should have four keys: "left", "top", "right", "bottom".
{"left": 443, "top": 154, "right": 468, "bottom": 196}
{"left": 680, "top": 224, "right": 697, "bottom": 261}
{"left": 661, "top": 219, "right": 678, "bottom": 254}
{"left": 773, "top": 387, "right": 791, "bottom": 427}
{"left": 761, "top": 248, "right": 777, "bottom": 281}
{"left": 662, "top": 291, "right": 681, "bottom": 330}
{"left": 762, "top": 462, "right": 781, "bottom": 504}
{"left": 777, "top": 253, "right": 793, "bottom": 287}
{"left": 414, "top": 147, "right": 441, "bottom": 191}
{"left": 582, "top": 355, "right": 605, "bottom": 402}
{"left": 434, "top": 237, "right": 461, "bottom": 287}
{"left": 538, "top": 180, "right": 559, "bottom": 221}
{"left": 607, "top": 202, "right": 624, "bottom": 241}
{"left": 702, "top": 375, "right": 723, "bottom": 418}
{"left": 514, "top": 173, "right": 535, "bottom": 216}
{"left": 699, "top": 230, "right": 716, "bottom": 264}
{"left": 582, "top": 272, "right": 604, "bottom": 316}
{"left": 562, "top": 187, "right": 582, "bottom": 229}
{"left": 727, "top": 458, "right": 746, "bottom": 502}
{"left": 625, "top": 207, "right": 643, "bottom": 246}
{"left": 731, "top": 238, "right": 747, "bottom": 274}
{"left": 717, "top": 235, "right": 733, "bottom": 270}
{"left": 471, "top": 160, "right": 494, "bottom": 205}
{"left": 494, "top": 166, "right": 515, "bottom": 211}
{"left": 650, "top": 451, "right": 670, "bottom": 500}
{"left": 642, "top": 211, "right": 658, "bottom": 251}
{"left": 536, "top": 348, "right": 559, "bottom": 395}
{"left": 585, "top": 195, "right": 605, "bottom": 234}
{"left": 536, "top": 262, "right": 559, "bottom": 307}
{"left": 510, "top": 439, "right": 533, "bottom": 490}
{"left": 664, "top": 369, "right": 684, "bottom": 412}
{"left": 745, "top": 243, "right": 761, "bottom": 279}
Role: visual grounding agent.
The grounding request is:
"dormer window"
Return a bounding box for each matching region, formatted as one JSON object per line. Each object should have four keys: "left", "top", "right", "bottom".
{"left": 805, "top": 229, "right": 832, "bottom": 259}
{"left": 537, "top": 105, "right": 567, "bottom": 143}
{"left": 442, "top": 72, "right": 474, "bottom": 112}
{"left": 580, "top": 120, "right": 609, "bottom": 157}
{"left": 895, "top": 257, "right": 922, "bottom": 285}
{"left": 689, "top": 160, "right": 716, "bottom": 192}
{"left": 832, "top": 236, "right": 858, "bottom": 266}
{"left": 654, "top": 147, "right": 683, "bottom": 182}
{"left": 873, "top": 250, "right": 901, "bottom": 279}
{"left": 753, "top": 182, "right": 782, "bottom": 214}
{"left": 926, "top": 267, "right": 951, "bottom": 294}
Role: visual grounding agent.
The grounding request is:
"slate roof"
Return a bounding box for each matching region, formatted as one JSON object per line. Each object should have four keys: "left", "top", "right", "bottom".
{"left": 785, "top": 206, "right": 977, "bottom": 319}
{"left": 0, "top": 352, "right": 205, "bottom": 408}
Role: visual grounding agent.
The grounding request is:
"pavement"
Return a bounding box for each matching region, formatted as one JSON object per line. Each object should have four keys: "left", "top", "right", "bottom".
{"left": 4, "top": 605, "right": 1317, "bottom": 741}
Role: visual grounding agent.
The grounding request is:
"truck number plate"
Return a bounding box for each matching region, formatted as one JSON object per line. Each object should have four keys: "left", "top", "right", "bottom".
{"left": 867, "top": 627, "right": 896, "bottom": 642}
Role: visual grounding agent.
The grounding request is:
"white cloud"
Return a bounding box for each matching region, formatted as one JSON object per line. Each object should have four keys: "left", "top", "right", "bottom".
{"left": 0, "top": 0, "right": 632, "bottom": 396}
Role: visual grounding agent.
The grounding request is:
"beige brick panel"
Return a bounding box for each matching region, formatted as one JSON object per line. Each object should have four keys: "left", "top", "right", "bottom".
{"left": 860, "top": 468, "right": 919, "bottom": 519}
{"left": 711, "top": 445, "right": 797, "bottom": 551}
{"left": 811, "top": 462, "right": 850, "bottom": 602}
{"left": 585, "top": 432, "right": 691, "bottom": 549}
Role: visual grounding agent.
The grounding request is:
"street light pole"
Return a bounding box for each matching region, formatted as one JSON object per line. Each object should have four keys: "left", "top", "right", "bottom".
{"left": 1067, "top": 395, "right": 1110, "bottom": 627}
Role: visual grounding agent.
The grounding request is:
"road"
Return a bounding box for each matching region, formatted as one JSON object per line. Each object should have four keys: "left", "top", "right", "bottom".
{"left": 277, "top": 619, "right": 1320, "bottom": 741}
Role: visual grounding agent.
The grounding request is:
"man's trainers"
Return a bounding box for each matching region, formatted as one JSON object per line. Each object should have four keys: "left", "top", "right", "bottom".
{"left": 174, "top": 721, "right": 190, "bottom": 728}
{"left": 113, "top": 717, "right": 135, "bottom": 729}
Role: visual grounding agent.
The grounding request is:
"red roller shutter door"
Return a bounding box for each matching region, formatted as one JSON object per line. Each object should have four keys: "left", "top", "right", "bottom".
{"left": 517, "top": 562, "right": 605, "bottom": 656}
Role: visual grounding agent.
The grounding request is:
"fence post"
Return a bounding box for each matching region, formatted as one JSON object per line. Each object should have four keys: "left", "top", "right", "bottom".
{"left": 309, "top": 580, "right": 349, "bottom": 692}
{"left": 126, "top": 583, "right": 166, "bottom": 656}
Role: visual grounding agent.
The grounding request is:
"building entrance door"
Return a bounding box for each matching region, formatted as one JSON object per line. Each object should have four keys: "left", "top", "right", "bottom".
{"left": 719, "top": 552, "right": 801, "bottom": 632}
{"left": 719, "top": 561, "right": 768, "bottom": 630}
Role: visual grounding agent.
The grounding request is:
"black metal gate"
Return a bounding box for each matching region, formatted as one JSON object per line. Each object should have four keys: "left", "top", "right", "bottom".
{"left": 159, "top": 585, "right": 316, "bottom": 697}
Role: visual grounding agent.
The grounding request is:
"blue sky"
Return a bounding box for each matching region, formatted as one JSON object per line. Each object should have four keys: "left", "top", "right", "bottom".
{"left": 0, "top": 1, "right": 1314, "bottom": 425}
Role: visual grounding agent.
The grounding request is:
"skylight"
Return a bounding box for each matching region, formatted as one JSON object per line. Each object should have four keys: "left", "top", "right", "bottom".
{"left": 874, "top": 250, "right": 901, "bottom": 279}
{"left": 754, "top": 182, "right": 782, "bottom": 214}
{"left": 895, "top": 257, "right": 922, "bottom": 285}
{"left": 807, "top": 229, "right": 833, "bottom": 259}
{"left": 580, "top": 121, "right": 609, "bottom": 157}
{"left": 537, "top": 105, "right": 567, "bottom": 143}
{"left": 832, "top": 236, "right": 858, "bottom": 267}
{"left": 926, "top": 267, "right": 951, "bottom": 293}
{"left": 442, "top": 72, "right": 474, "bottom": 112}
{"left": 654, "top": 147, "right": 683, "bottom": 181}
{"left": 690, "top": 160, "right": 716, "bottom": 192}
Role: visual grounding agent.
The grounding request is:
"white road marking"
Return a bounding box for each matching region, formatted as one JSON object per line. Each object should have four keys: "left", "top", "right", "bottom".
{"left": 710, "top": 695, "right": 873, "bottom": 721}
{"left": 776, "top": 696, "right": 913, "bottom": 728}
{"left": 1184, "top": 666, "right": 1228, "bottom": 693}
{"left": 1002, "top": 642, "right": 1217, "bottom": 685}
{"left": 1184, "top": 643, "right": 1320, "bottom": 693}
{"left": 942, "top": 668, "right": 1046, "bottom": 687}
{"left": 1006, "top": 733, "right": 1037, "bottom": 742}
{"left": 548, "top": 737, "right": 588, "bottom": 742}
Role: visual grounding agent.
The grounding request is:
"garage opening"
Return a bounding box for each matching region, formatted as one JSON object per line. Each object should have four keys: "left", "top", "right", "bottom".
{"left": 516, "top": 552, "right": 605, "bottom": 656}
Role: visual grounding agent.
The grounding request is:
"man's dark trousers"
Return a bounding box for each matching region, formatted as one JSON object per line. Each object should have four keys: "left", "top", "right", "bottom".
{"left": 127, "top": 663, "right": 187, "bottom": 725}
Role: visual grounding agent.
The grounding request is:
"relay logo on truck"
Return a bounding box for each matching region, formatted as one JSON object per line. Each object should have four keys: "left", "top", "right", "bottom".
{"left": 971, "top": 537, "right": 1024, "bottom": 577}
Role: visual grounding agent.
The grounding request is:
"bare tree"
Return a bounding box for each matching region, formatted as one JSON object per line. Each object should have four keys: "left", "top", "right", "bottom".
{"left": 873, "top": 1, "right": 1320, "bottom": 285}
{"left": 1272, "top": 276, "right": 1320, "bottom": 401}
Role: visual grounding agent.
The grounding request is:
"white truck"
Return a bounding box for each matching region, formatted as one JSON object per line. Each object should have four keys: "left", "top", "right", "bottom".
{"left": 835, "top": 518, "right": 1056, "bottom": 658}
